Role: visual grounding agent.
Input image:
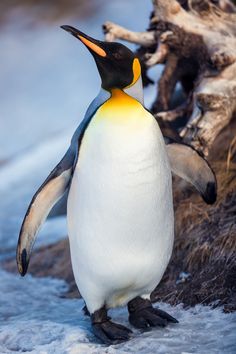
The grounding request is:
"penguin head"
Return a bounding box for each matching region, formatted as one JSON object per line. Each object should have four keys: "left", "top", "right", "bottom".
{"left": 61, "top": 25, "right": 141, "bottom": 92}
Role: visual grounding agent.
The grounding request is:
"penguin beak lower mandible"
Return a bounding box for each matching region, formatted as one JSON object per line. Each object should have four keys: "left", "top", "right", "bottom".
{"left": 61, "top": 25, "right": 107, "bottom": 58}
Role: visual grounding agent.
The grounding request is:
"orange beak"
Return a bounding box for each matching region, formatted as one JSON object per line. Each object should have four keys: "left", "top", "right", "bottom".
{"left": 61, "top": 25, "right": 106, "bottom": 57}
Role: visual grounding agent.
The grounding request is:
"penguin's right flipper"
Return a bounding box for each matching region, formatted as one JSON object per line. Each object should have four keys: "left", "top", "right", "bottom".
{"left": 16, "top": 89, "right": 110, "bottom": 277}
{"left": 16, "top": 147, "right": 75, "bottom": 276}
{"left": 166, "top": 143, "right": 217, "bottom": 204}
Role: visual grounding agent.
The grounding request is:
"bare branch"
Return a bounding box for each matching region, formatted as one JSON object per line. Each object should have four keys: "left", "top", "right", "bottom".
{"left": 145, "top": 43, "right": 169, "bottom": 66}
{"left": 103, "top": 21, "right": 156, "bottom": 47}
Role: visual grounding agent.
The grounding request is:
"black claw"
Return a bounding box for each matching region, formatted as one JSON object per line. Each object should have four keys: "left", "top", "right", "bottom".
{"left": 92, "top": 323, "right": 113, "bottom": 345}
{"left": 128, "top": 297, "right": 178, "bottom": 329}
{"left": 129, "top": 314, "right": 148, "bottom": 329}
{"left": 154, "top": 308, "right": 179, "bottom": 323}
{"left": 129, "top": 309, "right": 167, "bottom": 329}
{"left": 92, "top": 321, "right": 132, "bottom": 344}
{"left": 91, "top": 306, "right": 132, "bottom": 344}
{"left": 147, "top": 311, "right": 168, "bottom": 327}
{"left": 104, "top": 322, "right": 132, "bottom": 341}
{"left": 111, "top": 322, "right": 133, "bottom": 334}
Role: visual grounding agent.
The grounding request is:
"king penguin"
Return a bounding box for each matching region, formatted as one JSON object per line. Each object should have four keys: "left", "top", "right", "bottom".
{"left": 16, "top": 26, "right": 217, "bottom": 344}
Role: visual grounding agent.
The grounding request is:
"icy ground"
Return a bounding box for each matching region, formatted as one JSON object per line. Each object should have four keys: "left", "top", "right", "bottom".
{"left": 0, "top": 1, "right": 236, "bottom": 353}
{"left": 1, "top": 270, "right": 236, "bottom": 354}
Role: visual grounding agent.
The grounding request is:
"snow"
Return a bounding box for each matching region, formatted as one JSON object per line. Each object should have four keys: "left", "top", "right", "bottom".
{"left": 0, "top": 132, "right": 71, "bottom": 258}
{"left": 0, "top": 0, "right": 236, "bottom": 353}
{"left": 0, "top": 270, "right": 235, "bottom": 354}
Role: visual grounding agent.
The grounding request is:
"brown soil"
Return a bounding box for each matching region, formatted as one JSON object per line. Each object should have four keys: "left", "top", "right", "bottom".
{"left": 4, "top": 118, "right": 236, "bottom": 311}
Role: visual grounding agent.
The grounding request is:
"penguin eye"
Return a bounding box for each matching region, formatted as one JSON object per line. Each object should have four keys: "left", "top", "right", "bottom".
{"left": 113, "top": 52, "right": 123, "bottom": 60}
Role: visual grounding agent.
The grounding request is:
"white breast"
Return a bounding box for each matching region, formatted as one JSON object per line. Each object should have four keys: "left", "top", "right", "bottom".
{"left": 67, "top": 96, "right": 174, "bottom": 313}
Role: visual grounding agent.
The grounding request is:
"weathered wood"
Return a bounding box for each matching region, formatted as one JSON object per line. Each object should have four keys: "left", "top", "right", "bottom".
{"left": 181, "top": 63, "right": 236, "bottom": 154}
{"left": 103, "top": 0, "right": 236, "bottom": 155}
{"left": 103, "top": 21, "right": 156, "bottom": 47}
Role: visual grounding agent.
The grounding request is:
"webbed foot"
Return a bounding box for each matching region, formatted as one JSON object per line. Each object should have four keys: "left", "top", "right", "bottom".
{"left": 91, "top": 306, "right": 133, "bottom": 345}
{"left": 128, "top": 297, "right": 178, "bottom": 329}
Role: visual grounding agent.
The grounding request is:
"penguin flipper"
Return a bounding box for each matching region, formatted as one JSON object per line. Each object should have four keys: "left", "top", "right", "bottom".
{"left": 166, "top": 143, "right": 217, "bottom": 204}
{"left": 16, "top": 89, "right": 111, "bottom": 276}
{"left": 16, "top": 147, "right": 75, "bottom": 276}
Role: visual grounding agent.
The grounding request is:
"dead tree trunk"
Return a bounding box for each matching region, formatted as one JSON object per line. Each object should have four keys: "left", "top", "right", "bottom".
{"left": 103, "top": 0, "right": 236, "bottom": 155}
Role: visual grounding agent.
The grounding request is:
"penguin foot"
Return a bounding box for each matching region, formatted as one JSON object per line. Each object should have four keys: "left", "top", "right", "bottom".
{"left": 91, "top": 306, "right": 133, "bottom": 345}
{"left": 128, "top": 297, "right": 178, "bottom": 329}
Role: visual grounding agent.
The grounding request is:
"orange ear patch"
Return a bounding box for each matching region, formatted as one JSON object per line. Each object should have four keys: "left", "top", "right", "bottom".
{"left": 132, "top": 58, "right": 141, "bottom": 84}
{"left": 78, "top": 35, "right": 107, "bottom": 57}
{"left": 125, "top": 58, "right": 141, "bottom": 88}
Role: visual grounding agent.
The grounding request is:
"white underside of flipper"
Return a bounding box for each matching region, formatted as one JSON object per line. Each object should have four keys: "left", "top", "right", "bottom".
{"left": 67, "top": 91, "right": 174, "bottom": 314}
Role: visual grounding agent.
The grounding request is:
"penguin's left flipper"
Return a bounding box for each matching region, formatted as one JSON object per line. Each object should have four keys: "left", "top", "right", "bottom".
{"left": 166, "top": 142, "right": 217, "bottom": 204}
{"left": 16, "top": 147, "right": 75, "bottom": 276}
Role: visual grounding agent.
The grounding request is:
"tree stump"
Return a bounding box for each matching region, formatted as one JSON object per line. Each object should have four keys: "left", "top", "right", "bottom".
{"left": 103, "top": 0, "right": 236, "bottom": 155}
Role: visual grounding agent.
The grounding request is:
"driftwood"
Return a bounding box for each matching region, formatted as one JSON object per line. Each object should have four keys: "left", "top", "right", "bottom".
{"left": 103, "top": 0, "right": 236, "bottom": 155}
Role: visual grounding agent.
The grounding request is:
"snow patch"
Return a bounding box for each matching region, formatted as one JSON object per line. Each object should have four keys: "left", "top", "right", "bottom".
{"left": 0, "top": 270, "right": 235, "bottom": 354}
